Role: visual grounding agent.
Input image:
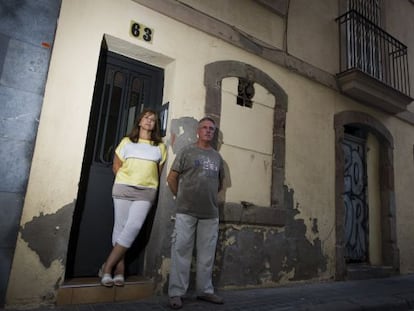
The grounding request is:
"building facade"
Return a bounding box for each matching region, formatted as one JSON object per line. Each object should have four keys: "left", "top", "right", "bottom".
{"left": 1, "top": 0, "right": 414, "bottom": 308}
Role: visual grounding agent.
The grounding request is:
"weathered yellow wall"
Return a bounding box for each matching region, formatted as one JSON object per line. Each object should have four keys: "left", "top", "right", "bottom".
{"left": 178, "top": 0, "right": 285, "bottom": 49}
{"left": 367, "top": 133, "right": 382, "bottom": 265}
{"left": 6, "top": 0, "right": 177, "bottom": 306}
{"left": 390, "top": 120, "right": 414, "bottom": 273}
{"left": 7, "top": 0, "right": 414, "bottom": 307}
{"left": 385, "top": 0, "right": 414, "bottom": 103}
{"left": 220, "top": 78, "right": 274, "bottom": 207}
{"left": 287, "top": 0, "right": 339, "bottom": 74}
{"left": 7, "top": 0, "right": 288, "bottom": 305}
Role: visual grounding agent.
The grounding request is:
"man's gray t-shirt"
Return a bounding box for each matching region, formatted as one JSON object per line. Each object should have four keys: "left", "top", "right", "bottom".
{"left": 171, "top": 144, "right": 224, "bottom": 218}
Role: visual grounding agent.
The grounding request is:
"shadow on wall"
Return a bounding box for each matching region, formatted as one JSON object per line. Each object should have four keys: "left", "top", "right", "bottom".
{"left": 168, "top": 117, "right": 231, "bottom": 203}
{"left": 169, "top": 117, "right": 198, "bottom": 154}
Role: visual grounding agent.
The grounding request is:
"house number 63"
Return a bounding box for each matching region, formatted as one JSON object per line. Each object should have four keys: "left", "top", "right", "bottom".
{"left": 130, "top": 21, "right": 153, "bottom": 43}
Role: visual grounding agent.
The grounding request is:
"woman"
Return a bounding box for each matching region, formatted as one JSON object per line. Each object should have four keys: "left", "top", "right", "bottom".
{"left": 99, "top": 108, "right": 167, "bottom": 287}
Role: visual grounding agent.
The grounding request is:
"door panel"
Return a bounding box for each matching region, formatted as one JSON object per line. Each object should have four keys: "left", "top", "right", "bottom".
{"left": 66, "top": 49, "right": 164, "bottom": 278}
{"left": 343, "top": 134, "right": 368, "bottom": 262}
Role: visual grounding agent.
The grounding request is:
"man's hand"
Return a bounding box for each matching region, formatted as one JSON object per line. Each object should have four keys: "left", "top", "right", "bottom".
{"left": 167, "top": 170, "right": 179, "bottom": 196}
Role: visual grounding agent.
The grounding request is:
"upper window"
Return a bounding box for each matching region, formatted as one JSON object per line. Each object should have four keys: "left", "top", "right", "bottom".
{"left": 337, "top": 0, "right": 410, "bottom": 96}
{"left": 237, "top": 78, "right": 255, "bottom": 108}
{"left": 347, "top": 0, "right": 383, "bottom": 81}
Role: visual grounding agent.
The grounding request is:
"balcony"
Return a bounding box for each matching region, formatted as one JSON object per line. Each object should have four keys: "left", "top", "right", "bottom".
{"left": 336, "top": 10, "right": 413, "bottom": 114}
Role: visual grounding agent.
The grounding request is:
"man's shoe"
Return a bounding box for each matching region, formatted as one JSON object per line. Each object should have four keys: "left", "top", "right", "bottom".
{"left": 197, "top": 293, "right": 224, "bottom": 304}
{"left": 169, "top": 296, "right": 182, "bottom": 309}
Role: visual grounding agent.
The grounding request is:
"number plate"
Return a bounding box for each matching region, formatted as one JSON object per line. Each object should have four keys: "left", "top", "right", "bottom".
{"left": 130, "top": 20, "right": 153, "bottom": 43}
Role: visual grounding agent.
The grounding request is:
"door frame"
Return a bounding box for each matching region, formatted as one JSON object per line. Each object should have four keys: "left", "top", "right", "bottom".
{"left": 65, "top": 40, "right": 164, "bottom": 278}
{"left": 334, "top": 110, "right": 399, "bottom": 280}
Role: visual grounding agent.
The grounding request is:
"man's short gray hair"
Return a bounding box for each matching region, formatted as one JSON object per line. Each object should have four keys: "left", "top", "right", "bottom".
{"left": 198, "top": 116, "right": 216, "bottom": 126}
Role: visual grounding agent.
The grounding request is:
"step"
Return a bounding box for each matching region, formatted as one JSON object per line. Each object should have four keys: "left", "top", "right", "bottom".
{"left": 57, "top": 276, "right": 154, "bottom": 305}
{"left": 346, "top": 264, "right": 397, "bottom": 280}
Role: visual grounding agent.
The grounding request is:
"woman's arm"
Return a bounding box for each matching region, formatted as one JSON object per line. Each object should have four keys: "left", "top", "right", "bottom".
{"left": 112, "top": 154, "right": 123, "bottom": 175}
{"left": 158, "top": 163, "right": 164, "bottom": 175}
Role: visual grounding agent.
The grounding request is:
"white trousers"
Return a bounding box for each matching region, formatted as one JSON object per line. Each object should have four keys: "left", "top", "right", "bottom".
{"left": 112, "top": 198, "right": 151, "bottom": 248}
{"left": 168, "top": 213, "right": 219, "bottom": 297}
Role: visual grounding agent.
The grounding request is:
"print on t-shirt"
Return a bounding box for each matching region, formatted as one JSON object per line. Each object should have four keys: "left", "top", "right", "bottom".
{"left": 195, "top": 155, "right": 219, "bottom": 178}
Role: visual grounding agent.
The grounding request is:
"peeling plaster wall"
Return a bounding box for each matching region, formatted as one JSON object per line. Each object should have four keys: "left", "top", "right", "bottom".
{"left": 215, "top": 188, "right": 327, "bottom": 288}
{"left": 6, "top": 203, "right": 74, "bottom": 307}
{"left": 19, "top": 203, "right": 74, "bottom": 269}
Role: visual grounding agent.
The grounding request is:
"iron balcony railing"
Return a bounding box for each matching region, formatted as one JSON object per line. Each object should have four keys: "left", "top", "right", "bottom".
{"left": 337, "top": 10, "right": 410, "bottom": 97}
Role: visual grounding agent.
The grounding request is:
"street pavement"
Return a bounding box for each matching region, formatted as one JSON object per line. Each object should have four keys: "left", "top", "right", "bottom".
{"left": 4, "top": 274, "right": 414, "bottom": 311}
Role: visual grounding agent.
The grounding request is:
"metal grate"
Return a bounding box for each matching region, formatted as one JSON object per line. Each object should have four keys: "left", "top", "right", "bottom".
{"left": 337, "top": 10, "right": 410, "bottom": 97}
{"left": 348, "top": 0, "right": 381, "bottom": 25}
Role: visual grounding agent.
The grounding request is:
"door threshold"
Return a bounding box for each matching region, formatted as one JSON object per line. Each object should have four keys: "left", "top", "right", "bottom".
{"left": 346, "top": 263, "right": 397, "bottom": 280}
{"left": 57, "top": 276, "right": 154, "bottom": 305}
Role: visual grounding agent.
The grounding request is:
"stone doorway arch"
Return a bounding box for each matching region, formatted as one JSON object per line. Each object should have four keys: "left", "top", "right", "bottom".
{"left": 334, "top": 111, "right": 399, "bottom": 280}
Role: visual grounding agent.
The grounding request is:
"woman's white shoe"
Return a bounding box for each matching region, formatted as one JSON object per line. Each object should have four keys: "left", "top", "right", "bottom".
{"left": 100, "top": 273, "right": 114, "bottom": 287}
{"left": 98, "top": 264, "right": 114, "bottom": 287}
{"left": 113, "top": 274, "right": 125, "bottom": 287}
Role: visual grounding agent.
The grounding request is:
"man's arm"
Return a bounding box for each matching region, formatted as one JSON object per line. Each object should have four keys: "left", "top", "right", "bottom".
{"left": 218, "top": 176, "right": 223, "bottom": 193}
{"left": 167, "top": 170, "right": 179, "bottom": 196}
{"left": 218, "top": 159, "right": 225, "bottom": 192}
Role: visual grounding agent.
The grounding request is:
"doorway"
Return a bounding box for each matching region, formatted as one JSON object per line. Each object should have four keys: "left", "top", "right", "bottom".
{"left": 334, "top": 111, "right": 399, "bottom": 280}
{"left": 66, "top": 41, "right": 164, "bottom": 278}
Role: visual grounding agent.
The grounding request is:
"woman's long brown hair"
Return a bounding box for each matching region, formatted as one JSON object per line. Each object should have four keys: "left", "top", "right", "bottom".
{"left": 128, "top": 108, "right": 162, "bottom": 146}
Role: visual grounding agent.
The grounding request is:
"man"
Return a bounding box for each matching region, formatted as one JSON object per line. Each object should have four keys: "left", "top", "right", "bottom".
{"left": 167, "top": 117, "right": 225, "bottom": 309}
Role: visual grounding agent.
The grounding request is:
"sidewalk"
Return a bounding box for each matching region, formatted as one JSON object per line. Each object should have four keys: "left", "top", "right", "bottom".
{"left": 5, "top": 274, "right": 414, "bottom": 311}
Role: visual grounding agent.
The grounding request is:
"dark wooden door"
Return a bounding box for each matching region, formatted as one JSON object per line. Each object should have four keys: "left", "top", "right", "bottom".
{"left": 66, "top": 47, "right": 164, "bottom": 278}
